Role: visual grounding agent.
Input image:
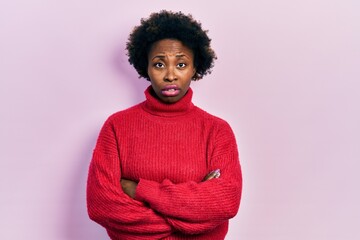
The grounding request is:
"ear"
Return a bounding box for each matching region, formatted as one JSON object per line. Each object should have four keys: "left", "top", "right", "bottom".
{"left": 192, "top": 68, "right": 197, "bottom": 79}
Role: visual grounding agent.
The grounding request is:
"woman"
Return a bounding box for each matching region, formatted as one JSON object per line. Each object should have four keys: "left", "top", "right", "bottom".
{"left": 87, "top": 10, "right": 242, "bottom": 240}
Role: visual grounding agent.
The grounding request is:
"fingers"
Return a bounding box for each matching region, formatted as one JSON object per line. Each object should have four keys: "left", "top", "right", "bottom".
{"left": 211, "top": 169, "right": 221, "bottom": 179}
{"left": 120, "top": 179, "right": 138, "bottom": 199}
{"left": 203, "top": 169, "right": 221, "bottom": 181}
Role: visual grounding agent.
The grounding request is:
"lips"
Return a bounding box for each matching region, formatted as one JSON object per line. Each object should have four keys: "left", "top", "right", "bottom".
{"left": 161, "top": 85, "right": 180, "bottom": 97}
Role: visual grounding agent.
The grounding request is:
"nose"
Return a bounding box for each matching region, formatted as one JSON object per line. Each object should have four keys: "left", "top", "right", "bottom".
{"left": 164, "top": 66, "right": 177, "bottom": 82}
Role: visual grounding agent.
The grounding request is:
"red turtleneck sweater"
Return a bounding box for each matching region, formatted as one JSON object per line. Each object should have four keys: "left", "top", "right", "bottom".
{"left": 87, "top": 87, "right": 242, "bottom": 240}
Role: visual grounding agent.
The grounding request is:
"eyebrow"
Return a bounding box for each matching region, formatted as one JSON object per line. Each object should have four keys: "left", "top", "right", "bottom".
{"left": 151, "top": 54, "right": 189, "bottom": 61}
{"left": 176, "top": 54, "right": 187, "bottom": 58}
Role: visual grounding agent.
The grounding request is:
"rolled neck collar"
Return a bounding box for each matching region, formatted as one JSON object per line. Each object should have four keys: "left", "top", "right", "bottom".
{"left": 142, "top": 86, "right": 194, "bottom": 117}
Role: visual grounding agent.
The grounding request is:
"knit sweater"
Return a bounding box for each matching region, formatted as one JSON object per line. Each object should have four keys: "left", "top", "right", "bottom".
{"left": 87, "top": 86, "right": 242, "bottom": 240}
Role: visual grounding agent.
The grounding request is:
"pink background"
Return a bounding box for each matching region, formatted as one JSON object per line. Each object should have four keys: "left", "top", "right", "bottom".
{"left": 1, "top": 0, "right": 359, "bottom": 239}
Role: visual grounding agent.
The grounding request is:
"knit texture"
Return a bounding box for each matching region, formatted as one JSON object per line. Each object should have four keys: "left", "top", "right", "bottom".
{"left": 87, "top": 87, "right": 242, "bottom": 240}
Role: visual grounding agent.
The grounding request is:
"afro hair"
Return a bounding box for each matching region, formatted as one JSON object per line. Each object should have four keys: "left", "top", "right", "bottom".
{"left": 126, "top": 10, "right": 217, "bottom": 81}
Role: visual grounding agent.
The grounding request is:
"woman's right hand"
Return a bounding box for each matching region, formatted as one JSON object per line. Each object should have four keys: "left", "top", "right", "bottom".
{"left": 120, "top": 179, "right": 138, "bottom": 199}
{"left": 202, "top": 169, "right": 220, "bottom": 181}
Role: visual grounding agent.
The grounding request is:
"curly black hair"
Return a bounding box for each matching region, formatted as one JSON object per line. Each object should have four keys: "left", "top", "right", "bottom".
{"left": 126, "top": 10, "right": 217, "bottom": 81}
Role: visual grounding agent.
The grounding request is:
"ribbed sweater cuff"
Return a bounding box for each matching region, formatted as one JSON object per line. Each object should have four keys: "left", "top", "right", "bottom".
{"left": 135, "top": 178, "right": 159, "bottom": 203}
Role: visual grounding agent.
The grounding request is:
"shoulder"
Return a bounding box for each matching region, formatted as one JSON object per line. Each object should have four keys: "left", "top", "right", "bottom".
{"left": 193, "top": 106, "right": 236, "bottom": 142}
{"left": 194, "top": 107, "right": 238, "bottom": 155}
{"left": 106, "top": 102, "right": 143, "bottom": 123}
{"left": 194, "top": 106, "right": 233, "bottom": 129}
{"left": 95, "top": 103, "right": 144, "bottom": 132}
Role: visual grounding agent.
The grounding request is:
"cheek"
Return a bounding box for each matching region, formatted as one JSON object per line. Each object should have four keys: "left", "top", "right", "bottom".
{"left": 147, "top": 70, "right": 156, "bottom": 82}
{"left": 148, "top": 68, "right": 162, "bottom": 79}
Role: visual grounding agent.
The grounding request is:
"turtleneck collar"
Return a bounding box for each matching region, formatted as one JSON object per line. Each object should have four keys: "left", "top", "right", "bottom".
{"left": 142, "top": 86, "right": 195, "bottom": 117}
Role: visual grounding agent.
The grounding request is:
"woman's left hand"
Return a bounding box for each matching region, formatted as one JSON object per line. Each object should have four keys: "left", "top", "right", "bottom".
{"left": 120, "top": 179, "right": 138, "bottom": 199}
{"left": 202, "top": 169, "right": 221, "bottom": 181}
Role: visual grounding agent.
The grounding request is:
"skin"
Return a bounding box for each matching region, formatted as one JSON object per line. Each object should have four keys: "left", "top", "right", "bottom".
{"left": 147, "top": 39, "right": 196, "bottom": 103}
{"left": 120, "top": 39, "right": 219, "bottom": 199}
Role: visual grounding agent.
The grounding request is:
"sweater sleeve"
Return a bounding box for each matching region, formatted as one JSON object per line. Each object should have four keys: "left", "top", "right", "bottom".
{"left": 86, "top": 118, "right": 173, "bottom": 238}
{"left": 134, "top": 121, "right": 242, "bottom": 234}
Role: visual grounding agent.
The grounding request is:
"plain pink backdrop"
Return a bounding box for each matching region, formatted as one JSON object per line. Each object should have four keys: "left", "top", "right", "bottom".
{"left": 1, "top": 0, "right": 359, "bottom": 239}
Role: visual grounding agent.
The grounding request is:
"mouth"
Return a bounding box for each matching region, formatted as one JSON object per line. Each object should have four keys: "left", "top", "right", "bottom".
{"left": 161, "top": 85, "right": 181, "bottom": 97}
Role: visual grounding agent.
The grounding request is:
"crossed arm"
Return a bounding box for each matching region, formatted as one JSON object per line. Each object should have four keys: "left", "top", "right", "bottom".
{"left": 87, "top": 118, "right": 242, "bottom": 239}
{"left": 87, "top": 152, "right": 238, "bottom": 239}
{"left": 120, "top": 169, "right": 221, "bottom": 199}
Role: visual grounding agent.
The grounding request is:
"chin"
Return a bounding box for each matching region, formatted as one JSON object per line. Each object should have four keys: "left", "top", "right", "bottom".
{"left": 162, "top": 97, "right": 179, "bottom": 104}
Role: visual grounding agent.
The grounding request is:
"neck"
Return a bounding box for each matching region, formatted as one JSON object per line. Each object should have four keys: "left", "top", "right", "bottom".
{"left": 142, "top": 86, "right": 194, "bottom": 117}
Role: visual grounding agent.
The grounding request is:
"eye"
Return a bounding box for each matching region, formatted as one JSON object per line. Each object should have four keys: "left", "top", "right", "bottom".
{"left": 154, "top": 62, "right": 164, "bottom": 68}
{"left": 177, "top": 63, "right": 187, "bottom": 68}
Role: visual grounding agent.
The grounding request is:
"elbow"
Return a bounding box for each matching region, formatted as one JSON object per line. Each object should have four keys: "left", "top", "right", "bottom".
{"left": 227, "top": 200, "right": 241, "bottom": 219}
{"left": 87, "top": 193, "right": 107, "bottom": 224}
{"left": 86, "top": 181, "right": 107, "bottom": 224}
{"left": 221, "top": 199, "right": 240, "bottom": 220}
{"left": 222, "top": 182, "right": 242, "bottom": 219}
{"left": 87, "top": 205, "right": 98, "bottom": 221}
{"left": 87, "top": 201, "right": 103, "bottom": 223}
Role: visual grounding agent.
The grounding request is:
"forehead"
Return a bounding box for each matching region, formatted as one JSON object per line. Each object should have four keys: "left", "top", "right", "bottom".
{"left": 148, "top": 39, "right": 194, "bottom": 57}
